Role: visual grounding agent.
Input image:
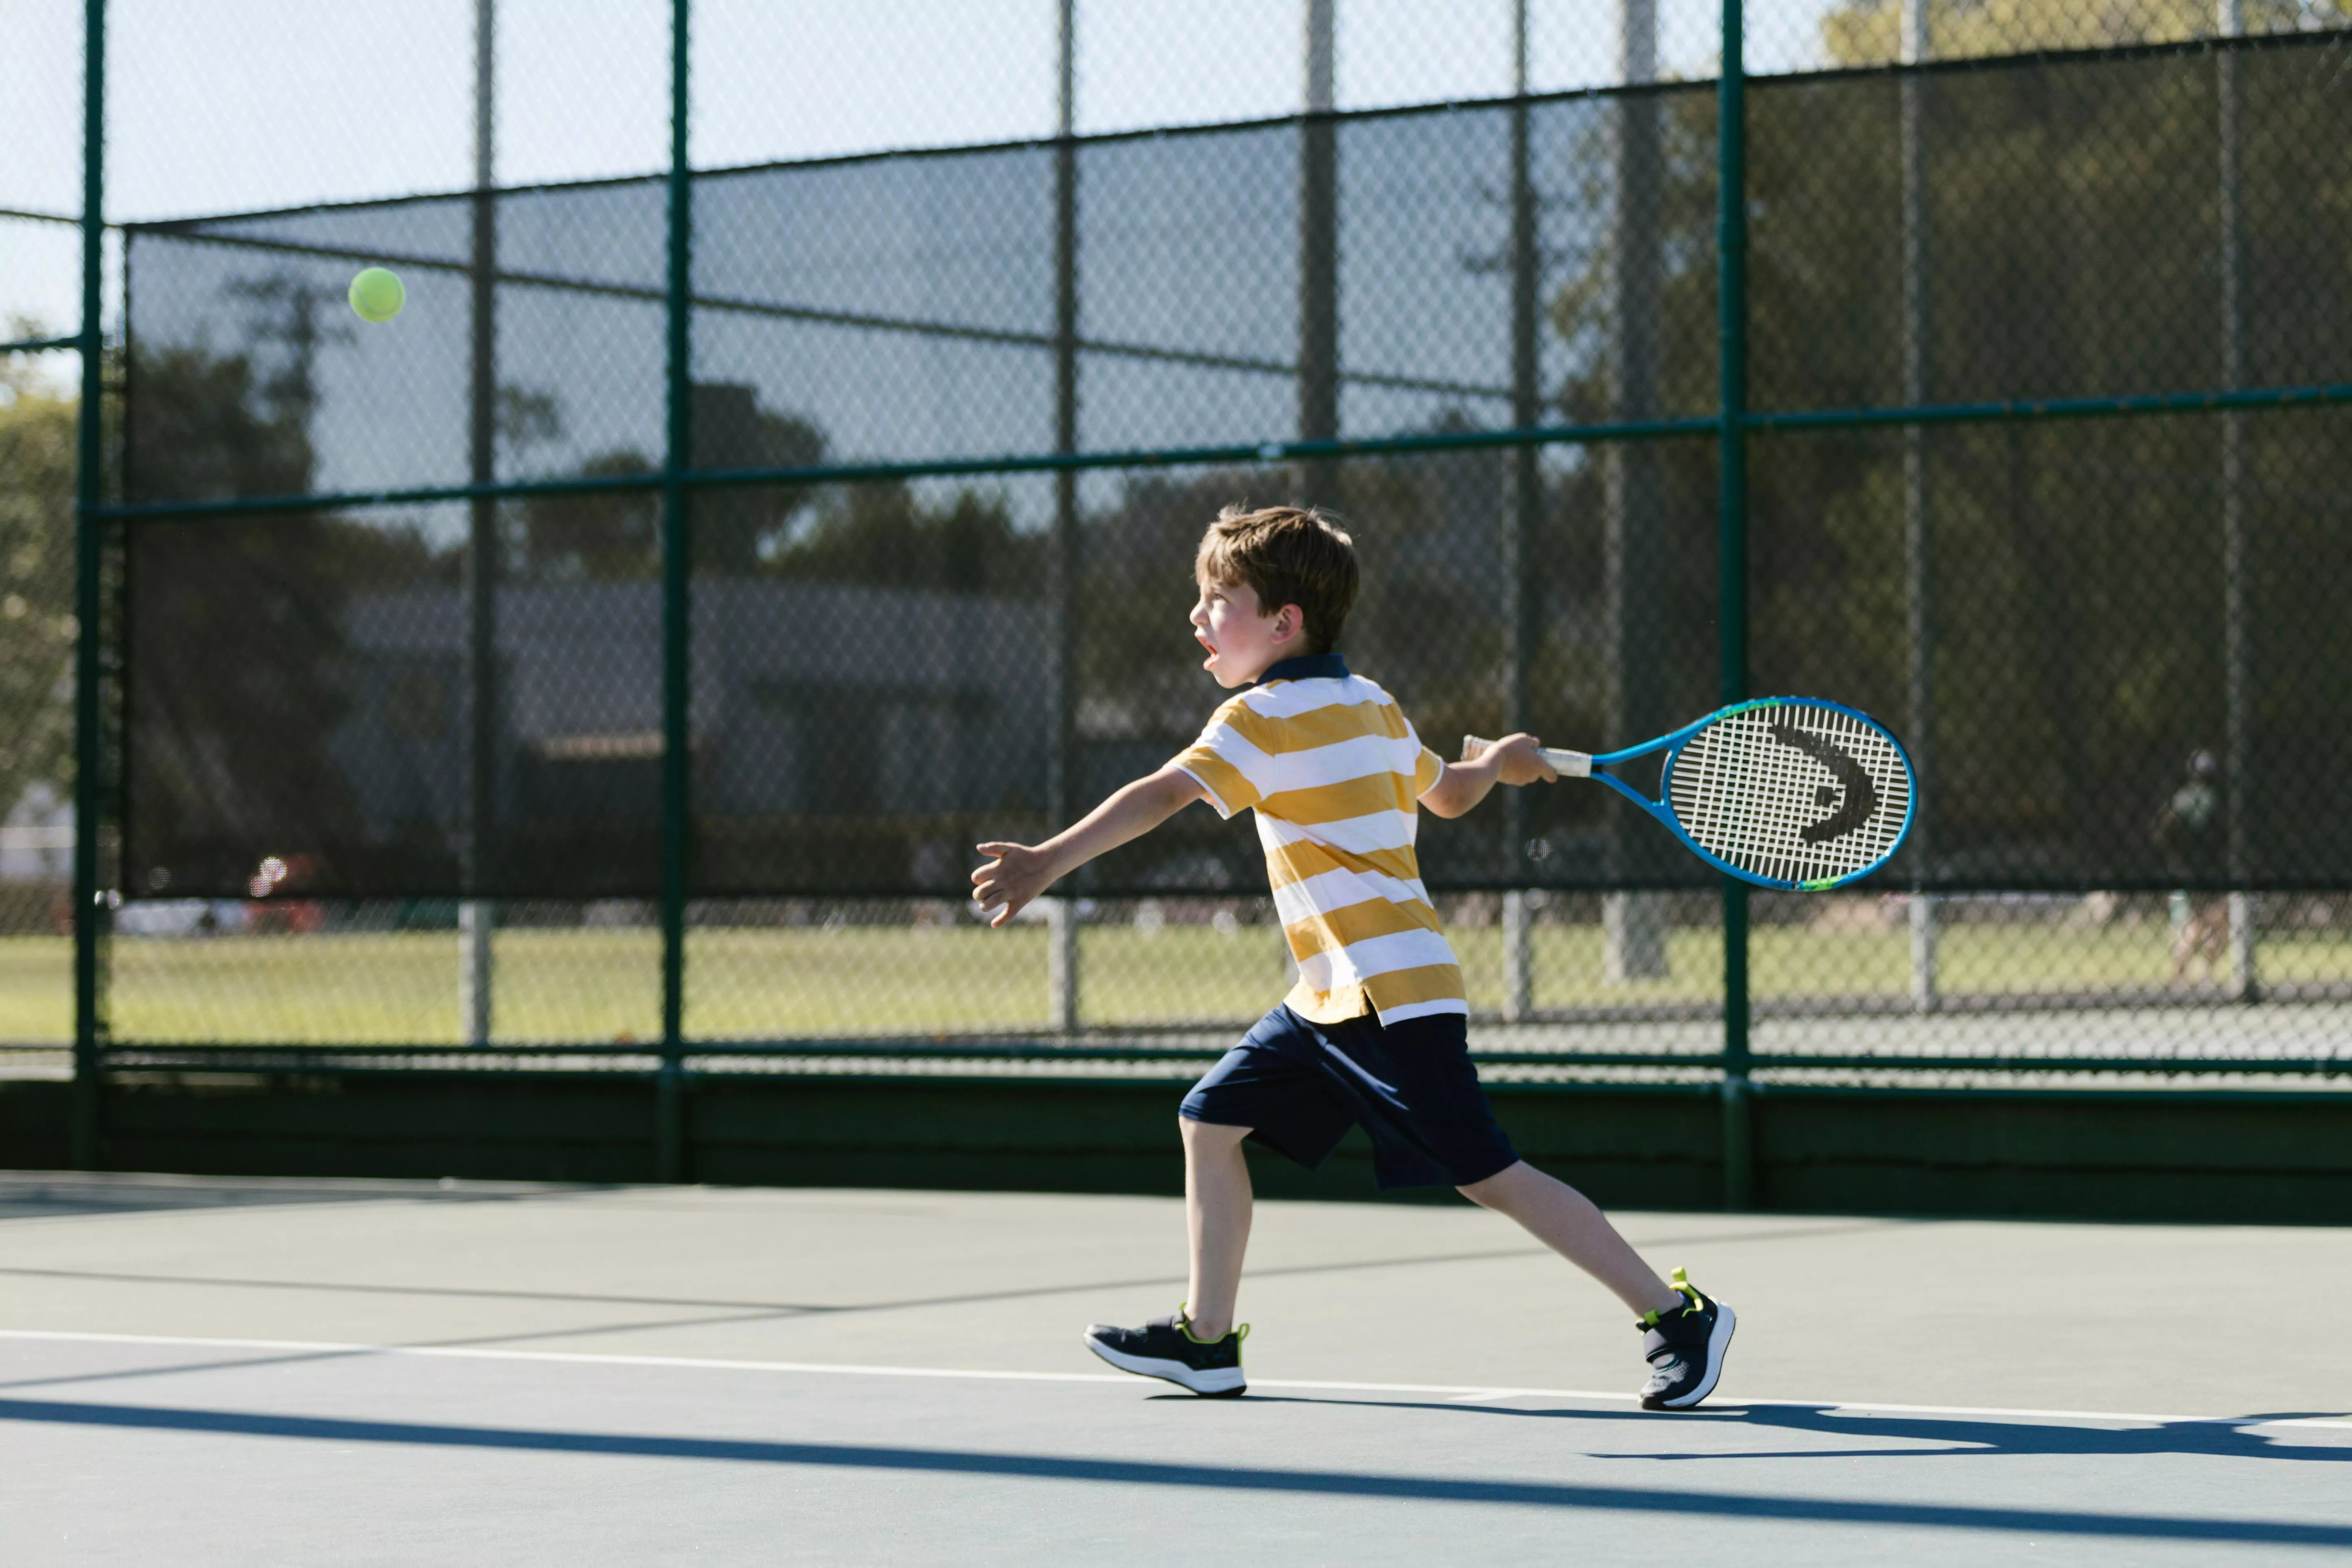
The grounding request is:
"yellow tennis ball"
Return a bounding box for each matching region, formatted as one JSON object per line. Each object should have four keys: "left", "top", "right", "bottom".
{"left": 348, "top": 267, "right": 406, "bottom": 324}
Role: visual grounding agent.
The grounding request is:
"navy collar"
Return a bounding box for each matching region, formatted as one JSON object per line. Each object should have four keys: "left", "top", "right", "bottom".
{"left": 1252, "top": 652, "right": 1349, "bottom": 687}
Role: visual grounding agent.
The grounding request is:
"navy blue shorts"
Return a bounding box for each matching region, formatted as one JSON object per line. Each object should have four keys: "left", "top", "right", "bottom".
{"left": 1179, "top": 1004, "right": 1518, "bottom": 1190}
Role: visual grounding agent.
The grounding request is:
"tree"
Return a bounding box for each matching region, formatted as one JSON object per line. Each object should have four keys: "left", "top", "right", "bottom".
{"left": 1820, "top": 0, "right": 2342, "bottom": 68}
{"left": 513, "top": 448, "right": 661, "bottom": 583}
{"left": 506, "top": 383, "right": 837, "bottom": 583}
{"left": 691, "top": 382, "right": 827, "bottom": 577}
{"left": 0, "top": 329, "right": 77, "bottom": 820}
{"left": 768, "top": 481, "right": 1033, "bottom": 594}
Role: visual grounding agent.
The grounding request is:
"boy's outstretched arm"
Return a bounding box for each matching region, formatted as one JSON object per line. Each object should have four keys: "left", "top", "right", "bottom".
{"left": 973, "top": 766, "right": 1210, "bottom": 927}
{"left": 1420, "top": 732, "right": 1557, "bottom": 820}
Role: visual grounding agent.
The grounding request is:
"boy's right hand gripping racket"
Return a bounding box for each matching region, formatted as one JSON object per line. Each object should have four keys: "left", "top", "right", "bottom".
{"left": 1464, "top": 697, "right": 1916, "bottom": 891}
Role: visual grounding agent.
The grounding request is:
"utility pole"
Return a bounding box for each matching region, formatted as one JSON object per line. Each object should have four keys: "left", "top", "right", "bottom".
{"left": 1502, "top": 0, "right": 1540, "bottom": 1022}
{"left": 462, "top": 0, "right": 499, "bottom": 1048}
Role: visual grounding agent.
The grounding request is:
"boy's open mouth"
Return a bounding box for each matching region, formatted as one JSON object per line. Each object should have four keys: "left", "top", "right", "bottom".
{"left": 1195, "top": 631, "right": 1217, "bottom": 665}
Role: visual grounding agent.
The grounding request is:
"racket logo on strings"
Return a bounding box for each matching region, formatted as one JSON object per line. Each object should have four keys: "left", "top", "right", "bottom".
{"left": 1770, "top": 720, "right": 1879, "bottom": 844}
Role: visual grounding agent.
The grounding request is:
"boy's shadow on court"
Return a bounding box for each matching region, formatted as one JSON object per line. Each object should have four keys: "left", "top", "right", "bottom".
{"left": 1156, "top": 1394, "right": 2352, "bottom": 1465}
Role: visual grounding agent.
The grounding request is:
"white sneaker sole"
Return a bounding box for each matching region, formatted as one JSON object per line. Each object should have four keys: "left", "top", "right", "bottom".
{"left": 1653, "top": 1303, "right": 1736, "bottom": 1409}
{"left": 1084, "top": 1334, "right": 1247, "bottom": 1396}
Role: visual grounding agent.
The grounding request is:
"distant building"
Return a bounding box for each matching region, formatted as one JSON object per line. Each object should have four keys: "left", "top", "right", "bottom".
{"left": 330, "top": 578, "right": 1044, "bottom": 890}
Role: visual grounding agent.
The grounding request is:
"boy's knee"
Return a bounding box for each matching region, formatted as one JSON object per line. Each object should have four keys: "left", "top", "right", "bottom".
{"left": 1179, "top": 1115, "right": 1251, "bottom": 1150}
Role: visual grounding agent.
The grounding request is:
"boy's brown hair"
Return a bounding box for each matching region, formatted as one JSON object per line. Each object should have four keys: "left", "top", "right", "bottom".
{"left": 1195, "top": 504, "right": 1359, "bottom": 655}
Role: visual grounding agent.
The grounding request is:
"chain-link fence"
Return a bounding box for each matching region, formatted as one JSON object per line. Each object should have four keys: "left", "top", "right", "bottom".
{"left": 6, "top": 1, "right": 2348, "bottom": 1179}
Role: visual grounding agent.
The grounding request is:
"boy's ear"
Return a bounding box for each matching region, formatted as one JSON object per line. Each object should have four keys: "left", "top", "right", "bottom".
{"left": 1270, "top": 603, "right": 1305, "bottom": 644}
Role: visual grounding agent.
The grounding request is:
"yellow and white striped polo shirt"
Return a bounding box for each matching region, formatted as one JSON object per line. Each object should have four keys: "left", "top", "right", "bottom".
{"left": 1172, "top": 654, "right": 1464, "bottom": 1027}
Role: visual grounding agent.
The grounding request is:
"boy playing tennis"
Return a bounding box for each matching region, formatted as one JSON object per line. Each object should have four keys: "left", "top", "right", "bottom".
{"left": 971, "top": 505, "right": 1735, "bottom": 1409}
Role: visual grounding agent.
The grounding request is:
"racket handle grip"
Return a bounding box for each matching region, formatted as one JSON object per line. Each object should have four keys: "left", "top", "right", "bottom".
{"left": 1460, "top": 735, "right": 1592, "bottom": 779}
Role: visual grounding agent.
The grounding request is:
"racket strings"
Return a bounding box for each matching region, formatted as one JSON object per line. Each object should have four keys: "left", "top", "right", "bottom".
{"left": 1667, "top": 704, "right": 1911, "bottom": 886}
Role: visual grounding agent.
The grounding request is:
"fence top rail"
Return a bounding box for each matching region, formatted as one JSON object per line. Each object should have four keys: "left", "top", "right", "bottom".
{"left": 0, "top": 205, "right": 93, "bottom": 227}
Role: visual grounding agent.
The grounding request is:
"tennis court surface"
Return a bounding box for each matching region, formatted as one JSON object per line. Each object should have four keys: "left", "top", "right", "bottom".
{"left": 2, "top": 1174, "right": 2345, "bottom": 1564}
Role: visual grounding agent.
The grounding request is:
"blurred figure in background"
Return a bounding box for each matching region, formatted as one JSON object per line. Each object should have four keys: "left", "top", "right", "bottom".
{"left": 2154, "top": 750, "right": 2226, "bottom": 984}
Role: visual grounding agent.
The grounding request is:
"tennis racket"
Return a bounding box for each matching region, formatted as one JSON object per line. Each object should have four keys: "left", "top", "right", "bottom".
{"left": 1464, "top": 697, "right": 1916, "bottom": 891}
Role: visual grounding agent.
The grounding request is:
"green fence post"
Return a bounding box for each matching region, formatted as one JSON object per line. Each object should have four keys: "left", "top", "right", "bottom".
{"left": 70, "top": 0, "right": 109, "bottom": 1171}
{"left": 1716, "top": 0, "right": 1755, "bottom": 1211}
{"left": 655, "top": 0, "right": 693, "bottom": 1182}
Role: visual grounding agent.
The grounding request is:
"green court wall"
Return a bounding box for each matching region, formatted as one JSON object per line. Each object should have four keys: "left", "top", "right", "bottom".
{"left": 1, "top": 1075, "right": 2346, "bottom": 1223}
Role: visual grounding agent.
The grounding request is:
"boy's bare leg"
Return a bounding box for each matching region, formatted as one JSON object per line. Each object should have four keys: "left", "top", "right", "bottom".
{"left": 1459, "top": 1160, "right": 1682, "bottom": 1317}
{"left": 1180, "top": 1117, "right": 1253, "bottom": 1340}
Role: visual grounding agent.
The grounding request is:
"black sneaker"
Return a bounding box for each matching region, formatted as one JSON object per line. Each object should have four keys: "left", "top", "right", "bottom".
{"left": 1637, "top": 1267, "right": 1735, "bottom": 1410}
{"left": 1083, "top": 1308, "right": 1247, "bottom": 1397}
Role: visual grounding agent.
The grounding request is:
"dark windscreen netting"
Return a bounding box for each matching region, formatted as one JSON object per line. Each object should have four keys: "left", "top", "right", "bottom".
{"left": 125, "top": 507, "right": 470, "bottom": 899}
{"left": 118, "top": 37, "right": 2350, "bottom": 495}
{"left": 125, "top": 498, "right": 667, "bottom": 901}
{"left": 1748, "top": 408, "right": 2352, "bottom": 890}
{"left": 120, "top": 404, "right": 2348, "bottom": 902}
{"left": 1744, "top": 35, "right": 2352, "bottom": 411}
{"left": 126, "top": 189, "right": 669, "bottom": 500}
{"left": 682, "top": 445, "right": 1722, "bottom": 900}
{"left": 682, "top": 446, "right": 1712, "bottom": 903}
{"left": 121, "top": 85, "right": 1720, "bottom": 498}
{"left": 116, "top": 444, "right": 1723, "bottom": 902}
{"left": 1057, "top": 442, "right": 1722, "bottom": 897}
{"left": 116, "top": 33, "right": 2350, "bottom": 905}
{"left": 688, "top": 473, "right": 1053, "bottom": 898}
{"left": 681, "top": 444, "right": 1720, "bottom": 900}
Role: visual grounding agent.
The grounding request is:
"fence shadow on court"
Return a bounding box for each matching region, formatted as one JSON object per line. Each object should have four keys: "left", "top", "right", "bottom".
{"left": 1234, "top": 1391, "right": 2352, "bottom": 1466}
{"left": 1, "top": 1396, "right": 2347, "bottom": 1548}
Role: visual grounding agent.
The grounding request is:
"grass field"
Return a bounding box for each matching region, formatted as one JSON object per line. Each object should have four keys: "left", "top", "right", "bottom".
{"left": 1, "top": 917, "right": 2345, "bottom": 1045}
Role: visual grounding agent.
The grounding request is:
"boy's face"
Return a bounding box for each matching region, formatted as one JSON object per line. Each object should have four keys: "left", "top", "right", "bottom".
{"left": 1190, "top": 573, "right": 1302, "bottom": 688}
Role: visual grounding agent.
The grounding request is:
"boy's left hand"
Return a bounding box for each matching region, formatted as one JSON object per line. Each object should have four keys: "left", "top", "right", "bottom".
{"left": 971, "top": 841, "right": 1056, "bottom": 928}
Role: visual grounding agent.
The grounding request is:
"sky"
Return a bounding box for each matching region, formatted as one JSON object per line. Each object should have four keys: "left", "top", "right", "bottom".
{"left": 0, "top": 0, "right": 1850, "bottom": 367}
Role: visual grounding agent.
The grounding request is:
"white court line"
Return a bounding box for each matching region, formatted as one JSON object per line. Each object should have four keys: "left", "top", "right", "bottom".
{"left": 1, "top": 1329, "right": 2345, "bottom": 1432}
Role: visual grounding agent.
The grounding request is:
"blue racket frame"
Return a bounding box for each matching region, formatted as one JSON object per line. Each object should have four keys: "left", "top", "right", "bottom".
{"left": 1581, "top": 696, "right": 1917, "bottom": 892}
